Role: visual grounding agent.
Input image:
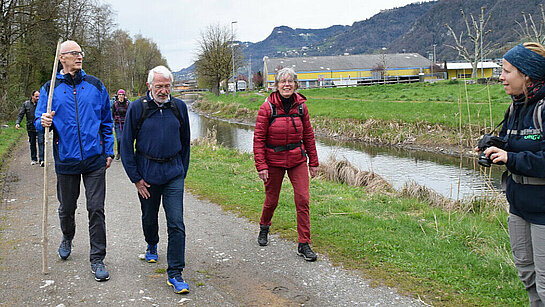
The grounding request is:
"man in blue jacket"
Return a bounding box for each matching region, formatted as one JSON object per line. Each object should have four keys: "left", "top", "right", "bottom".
{"left": 36, "top": 40, "right": 114, "bottom": 282}
{"left": 120, "top": 65, "right": 191, "bottom": 294}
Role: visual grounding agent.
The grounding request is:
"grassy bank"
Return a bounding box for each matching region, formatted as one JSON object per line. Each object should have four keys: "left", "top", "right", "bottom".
{"left": 0, "top": 121, "right": 27, "bottom": 168}
{"left": 193, "top": 81, "right": 509, "bottom": 150}
{"left": 186, "top": 139, "right": 524, "bottom": 306}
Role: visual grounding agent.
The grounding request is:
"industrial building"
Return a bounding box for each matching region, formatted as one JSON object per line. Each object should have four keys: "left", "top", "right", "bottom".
{"left": 263, "top": 53, "right": 433, "bottom": 89}
{"left": 445, "top": 62, "right": 500, "bottom": 79}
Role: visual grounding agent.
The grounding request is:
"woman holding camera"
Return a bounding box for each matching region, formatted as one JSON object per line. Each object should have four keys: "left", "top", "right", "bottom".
{"left": 481, "top": 42, "right": 545, "bottom": 306}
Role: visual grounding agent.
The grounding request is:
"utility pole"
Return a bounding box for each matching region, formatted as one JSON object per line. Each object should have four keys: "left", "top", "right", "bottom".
{"left": 248, "top": 57, "right": 252, "bottom": 90}
{"left": 231, "top": 21, "right": 237, "bottom": 97}
{"left": 432, "top": 44, "right": 436, "bottom": 78}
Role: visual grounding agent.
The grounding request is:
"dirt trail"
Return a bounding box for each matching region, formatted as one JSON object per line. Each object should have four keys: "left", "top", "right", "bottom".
{"left": 0, "top": 140, "right": 426, "bottom": 306}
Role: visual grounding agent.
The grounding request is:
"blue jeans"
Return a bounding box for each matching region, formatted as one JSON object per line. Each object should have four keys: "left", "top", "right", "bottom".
{"left": 139, "top": 175, "right": 186, "bottom": 277}
{"left": 28, "top": 130, "right": 44, "bottom": 162}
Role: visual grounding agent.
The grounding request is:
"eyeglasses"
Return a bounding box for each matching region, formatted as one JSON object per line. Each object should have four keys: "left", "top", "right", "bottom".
{"left": 278, "top": 79, "right": 295, "bottom": 85}
{"left": 153, "top": 84, "right": 171, "bottom": 90}
{"left": 61, "top": 51, "right": 85, "bottom": 57}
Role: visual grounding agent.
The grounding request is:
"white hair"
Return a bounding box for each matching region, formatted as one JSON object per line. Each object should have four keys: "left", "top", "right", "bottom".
{"left": 147, "top": 65, "right": 173, "bottom": 84}
{"left": 274, "top": 67, "right": 299, "bottom": 89}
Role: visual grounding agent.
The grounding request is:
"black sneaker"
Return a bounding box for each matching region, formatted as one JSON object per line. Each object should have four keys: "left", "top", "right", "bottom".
{"left": 58, "top": 238, "right": 72, "bottom": 260}
{"left": 258, "top": 225, "right": 269, "bottom": 246}
{"left": 91, "top": 261, "right": 110, "bottom": 282}
{"left": 297, "top": 243, "right": 317, "bottom": 262}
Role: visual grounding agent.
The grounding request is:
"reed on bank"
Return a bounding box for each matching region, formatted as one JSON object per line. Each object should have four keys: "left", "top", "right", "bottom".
{"left": 185, "top": 135, "right": 523, "bottom": 306}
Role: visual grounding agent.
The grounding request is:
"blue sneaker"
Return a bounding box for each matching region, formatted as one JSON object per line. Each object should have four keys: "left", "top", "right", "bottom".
{"left": 167, "top": 275, "right": 189, "bottom": 294}
{"left": 91, "top": 261, "right": 110, "bottom": 282}
{"left": 145, "top": 244, "right": 158, "bottom": 263}
{"left": 58, "top": 238, "right": 72, "bottom": 260}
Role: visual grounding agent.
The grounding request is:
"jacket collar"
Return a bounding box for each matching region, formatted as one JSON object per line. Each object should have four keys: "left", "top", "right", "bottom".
{"left": 57, "top": 69, "right": 86, "bottom": 86}
{"left": 267, "top": 91, "right": 306, "bottom": 107}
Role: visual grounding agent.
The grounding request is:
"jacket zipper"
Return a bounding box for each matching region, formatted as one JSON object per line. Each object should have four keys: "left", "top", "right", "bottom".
{"left": 73, "top": 86, "right": 84, "bottom": 160}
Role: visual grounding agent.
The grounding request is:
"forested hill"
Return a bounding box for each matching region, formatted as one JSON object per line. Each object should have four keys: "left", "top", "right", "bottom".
{"left": 305, "top": 1, "right": 437, "bottom": 56}
{"left": 176, "top": 0, "right": 543, "bottom": 78}
{"left": 241, "top": 25, "right": 348, "bottom": 61}
{"left": 389, "top": 0, "right": 545, "bottom": 59}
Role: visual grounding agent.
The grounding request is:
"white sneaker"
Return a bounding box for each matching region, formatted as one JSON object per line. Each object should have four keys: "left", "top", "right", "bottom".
{"left": 31, "top": 160, "right": 37, "bottom": 165}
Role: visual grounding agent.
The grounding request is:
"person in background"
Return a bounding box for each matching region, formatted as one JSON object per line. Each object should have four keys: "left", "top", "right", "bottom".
{"left": 111, "top": 89, "right": 130, "bottom": 160}
{"left": 478, "top": 42, "right": 545, "bottom": 306}
{"left": 16, "top": 90, "right": 44, "bottom": 166}
{"left": 120, "top": 65, "right": 191, "bottom": 294}
{"left": 253, "top": 67, "right": 319, "bottom": 262}
{"left": 35, "top": 40, "right": 114, "bottom": 282}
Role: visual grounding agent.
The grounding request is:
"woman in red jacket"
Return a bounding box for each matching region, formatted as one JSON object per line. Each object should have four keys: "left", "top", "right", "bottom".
{"left": 253, "top": 67, "right": 319, "bottom": 261}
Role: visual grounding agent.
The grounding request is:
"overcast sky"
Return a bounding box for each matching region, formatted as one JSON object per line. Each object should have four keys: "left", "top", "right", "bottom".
{"left": 105, "top": 0, "right": 430, "bottom": 71}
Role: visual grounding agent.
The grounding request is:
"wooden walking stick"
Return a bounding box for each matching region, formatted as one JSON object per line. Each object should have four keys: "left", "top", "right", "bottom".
{"left": 42, "top": 38, "right": 62, "bottom": 274}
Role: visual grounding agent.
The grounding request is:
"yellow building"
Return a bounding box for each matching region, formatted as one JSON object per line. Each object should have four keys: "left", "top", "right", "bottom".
{"left": 445, "top": 62, "right": 499, "bottom": 79}
{"left": 263, "top": 53, "right": 433, "bottom": 89}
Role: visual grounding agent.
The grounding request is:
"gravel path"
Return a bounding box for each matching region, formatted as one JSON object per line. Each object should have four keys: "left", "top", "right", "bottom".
{"left": 0, "top": 140, "right": 427, "bottom": 306}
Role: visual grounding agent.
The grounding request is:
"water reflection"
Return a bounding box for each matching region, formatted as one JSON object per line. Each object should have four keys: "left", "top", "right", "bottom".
{"left": 188, "top": 107, "right": 502, "bottom": 200}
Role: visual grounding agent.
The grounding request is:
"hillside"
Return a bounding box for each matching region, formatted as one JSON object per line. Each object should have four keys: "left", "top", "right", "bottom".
{"left": 176, "top": 0, "right": 543, "bottom": 80}
{"left": 389, "top": 0, "right": 543, "bottom": 59}
{"left": 306, "top": 1, "right": 436, "bottom": 56}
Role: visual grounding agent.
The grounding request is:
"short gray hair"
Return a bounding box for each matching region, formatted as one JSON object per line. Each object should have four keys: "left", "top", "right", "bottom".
{"left": 274, "top": 67, "right": 299, "bottom": 90}
{"left": 147, "top": 65, "right": 173, "bottom": 84}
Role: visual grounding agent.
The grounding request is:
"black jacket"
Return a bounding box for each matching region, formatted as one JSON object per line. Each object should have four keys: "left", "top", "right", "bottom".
{"left": 500, "top": 85, "right": 545, "bottom": 224}
{"left": 16, "top": 99, "right": 37, "bottom": 133}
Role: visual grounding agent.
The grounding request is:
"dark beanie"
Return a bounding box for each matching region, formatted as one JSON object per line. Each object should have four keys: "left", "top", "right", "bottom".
{"left": 503, "top": 43, "right": 545, "bottom": 80}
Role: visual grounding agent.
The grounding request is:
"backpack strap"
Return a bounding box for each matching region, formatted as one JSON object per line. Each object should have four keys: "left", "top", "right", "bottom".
{"left": 533, "top": 99, "right": 545, "bottom": 137}
{"left": 135, "top": 97, "right": 150, "bottom": 137}
{"left": 267, "top": 99, "right": 278, "bottom": 125}
{"left": 267, "top": 99, "right": 305, "bottom": 127}
{"left": 135, "top": 97, "right": 184, "bottom": 137}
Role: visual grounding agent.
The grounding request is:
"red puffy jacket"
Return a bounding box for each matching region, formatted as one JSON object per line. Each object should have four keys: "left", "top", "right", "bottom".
{"left": 253, "top": 91, "right": 319, "bottom": 171}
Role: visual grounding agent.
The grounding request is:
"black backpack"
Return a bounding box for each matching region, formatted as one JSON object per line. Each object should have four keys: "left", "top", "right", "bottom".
{"left": 133, "top": 97, "right": 185, "bottom": 163}
{"left": 135, "top": 97, "right": 184, "bottom": 137}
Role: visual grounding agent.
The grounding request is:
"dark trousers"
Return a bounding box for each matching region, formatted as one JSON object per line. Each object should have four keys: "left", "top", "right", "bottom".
{"left": 260, "top": 162, "right": 311, "bottom": 243}
{"left": 57, "top": 167, "right": 107, "bottom": 263}
{"left": 28, "top": 130, "right": 44, "bottom": 162}
{"left": 139, "top": 174, "right": 186, "bottom": 278}
{"left": 114, "top": 122, "right": 123, "bottom": 156}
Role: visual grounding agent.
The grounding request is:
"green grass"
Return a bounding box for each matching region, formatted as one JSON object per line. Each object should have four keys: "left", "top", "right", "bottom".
{"left": 200, "top": 81, "right": 508, "bottom": 127}
{"left": 195, "top": 81, "right": 510, "bottom": 148}
{"left": 0, "top": 121, "right": 26, "bottom": 163}
{"left": 185, "top": 142, "right": 525, "bottom": 306}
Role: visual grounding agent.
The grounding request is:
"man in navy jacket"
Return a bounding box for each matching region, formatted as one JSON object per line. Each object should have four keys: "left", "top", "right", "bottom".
{"left": 36, "top": 40, "right": 114, "bottom": 282}
{"left": 120, "top": 65, "right": 190, "bottom": 294}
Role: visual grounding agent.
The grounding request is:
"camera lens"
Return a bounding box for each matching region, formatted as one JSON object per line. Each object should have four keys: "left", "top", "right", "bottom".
{"left": 478, "top": 152, "right": 492, "bottom": 167}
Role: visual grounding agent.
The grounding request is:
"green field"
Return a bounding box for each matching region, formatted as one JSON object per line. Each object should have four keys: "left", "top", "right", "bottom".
{"left": 185, "top": 140, "right": 524, "bottom": 306}
{"left": 195, "top": 81, "right": 510, "bottom": 147}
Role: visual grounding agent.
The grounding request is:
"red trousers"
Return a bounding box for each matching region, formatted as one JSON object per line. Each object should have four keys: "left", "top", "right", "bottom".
{"left": 260, "top": 162, "right": 311, "bottom": 243}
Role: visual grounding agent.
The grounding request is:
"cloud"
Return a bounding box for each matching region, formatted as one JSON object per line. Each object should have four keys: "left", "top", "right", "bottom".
{"left": 106, "top": 0, "right": 428, "bottom": 71}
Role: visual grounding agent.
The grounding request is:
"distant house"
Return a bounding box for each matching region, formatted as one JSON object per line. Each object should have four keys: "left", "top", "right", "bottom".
{"left": 445, "top": 62, "right": 500, "bottom": 79}
{"left": 263, "top": 53, "right": 432, "bottom": 89}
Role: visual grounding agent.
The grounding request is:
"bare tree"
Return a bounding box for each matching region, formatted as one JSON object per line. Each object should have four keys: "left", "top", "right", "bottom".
{"left": 195, "top": 24, "right": 243, "bottom": 95}
{"left": 0, "top": 0, "right": 60, "bottom": 117}
{"left": 515, "top": 4, "right": 545, "bottom": 45}
{"left": 445, "top": 7, "right": 493, "bottom": 78}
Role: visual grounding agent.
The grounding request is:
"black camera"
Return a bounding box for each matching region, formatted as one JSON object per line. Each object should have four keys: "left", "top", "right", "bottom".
{"left": 477, "top": 134, "right": 507, "bottom": 167}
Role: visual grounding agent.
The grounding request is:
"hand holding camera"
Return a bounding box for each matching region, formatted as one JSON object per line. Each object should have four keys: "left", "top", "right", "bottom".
{"left": 477, "top": 134, "right": 507, "bottom": 167}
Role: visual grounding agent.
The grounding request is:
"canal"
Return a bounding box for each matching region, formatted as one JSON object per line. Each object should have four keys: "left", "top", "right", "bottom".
{"left": 187, "top": 102, "right": 503, "bottom": 200}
